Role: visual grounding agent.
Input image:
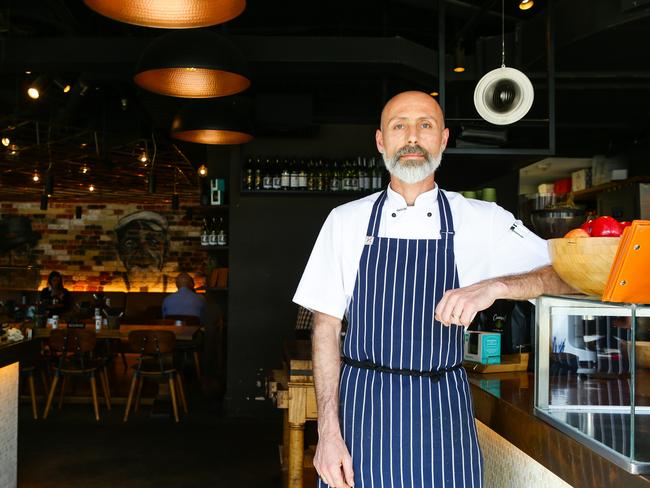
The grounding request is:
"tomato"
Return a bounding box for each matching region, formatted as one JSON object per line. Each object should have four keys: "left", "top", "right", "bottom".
{"left": 590, "top": 216, "right": 623, "bottom": 237}
{"left": 564, "top": 228, "right": 590, "bottom": 238}
{"left": 620, "top": 221, "right": 632, "bottom": 229}
{"left": 580, "top": 220, "right": 593, "bottom": 235}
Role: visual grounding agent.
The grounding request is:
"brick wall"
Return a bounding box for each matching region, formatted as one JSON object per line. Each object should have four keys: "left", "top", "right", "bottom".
{"left": 0, "top": 201, "right": 208, "bottom": 292}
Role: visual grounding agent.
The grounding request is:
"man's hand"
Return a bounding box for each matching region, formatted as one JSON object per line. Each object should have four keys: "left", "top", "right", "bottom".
{"left": 435, "top": 280, "right": 505, "bottom": 327}
{"left": 313, "top": 433, "right": 354, "bottom": 488}
{"left": 434, "top": 265, "right": 577, "bottom": 327}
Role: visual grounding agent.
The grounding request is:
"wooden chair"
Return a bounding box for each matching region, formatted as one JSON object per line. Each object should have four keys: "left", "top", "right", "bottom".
{"left": 123, "top": 330, "right": 188, "bottom": 423}
{"left": 165, "top": 314, "right": 203, "bottom": 377}
{"left": 43, "top": 329, "right": 111, "bottom": 421}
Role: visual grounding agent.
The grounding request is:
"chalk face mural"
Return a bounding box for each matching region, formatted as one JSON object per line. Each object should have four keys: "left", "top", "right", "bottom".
{"left": 114, "top": 211, "right": 170, "bottom": 291}
{"left": 0, "top": 215, "right": 42, "bottom": 289}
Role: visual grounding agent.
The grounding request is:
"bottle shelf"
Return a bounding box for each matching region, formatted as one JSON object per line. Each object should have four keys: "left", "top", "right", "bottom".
{"left": 192, "top": 205, "right": 230, "bottom": 212}
{"left": 241, "top": 189, "right": 380, "bottom": 196}
{"left": 201, "top": 245, "right": 229, "bottom": 251}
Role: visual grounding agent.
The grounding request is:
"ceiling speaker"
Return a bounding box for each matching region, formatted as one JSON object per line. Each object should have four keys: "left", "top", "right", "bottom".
{"left": 473, "top": 67, "right": 534, "bottom": 125}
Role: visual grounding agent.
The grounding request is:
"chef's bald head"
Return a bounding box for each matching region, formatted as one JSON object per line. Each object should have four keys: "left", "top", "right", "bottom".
{"left": 380, "top": 91, "right": 446, "bottom": 132}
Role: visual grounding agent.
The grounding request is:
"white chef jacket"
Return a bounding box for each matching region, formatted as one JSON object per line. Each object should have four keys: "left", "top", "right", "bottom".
{"left": 293, "top": 184, "right": 550, "bottom": 320}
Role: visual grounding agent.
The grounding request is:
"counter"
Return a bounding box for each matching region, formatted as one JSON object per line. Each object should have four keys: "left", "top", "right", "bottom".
{"left": 468, "top": 371, "right": 650, "bottom": 487}
{"left": 0, "top": 339, "right": 40, "bottom": 488}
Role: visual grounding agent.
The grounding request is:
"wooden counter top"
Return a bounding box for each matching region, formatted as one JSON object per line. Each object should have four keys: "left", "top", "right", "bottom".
{"left": 468, "top": 371, "right": 650, "bottom": 487}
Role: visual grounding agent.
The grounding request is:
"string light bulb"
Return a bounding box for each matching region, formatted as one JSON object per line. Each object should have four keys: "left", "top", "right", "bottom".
{"left": 1, "top": 137, "right": 10, "bottom": 147}
{"left": 197, "top": 164, "right": 208, "bottom": 178}
{"left": 81, "top": 164, "right": 89, "bottom": 174}
{"left": 519, "top": 0, "right": 534, "bottom": 10}
{"left": 32, "top": 171, "right": 40, "bottom": 182}
{"left": 88, "top": 184, "right": 95, "bottom": 192}
{"left": 139, "top": 150, "right": 148, "bottom": 163}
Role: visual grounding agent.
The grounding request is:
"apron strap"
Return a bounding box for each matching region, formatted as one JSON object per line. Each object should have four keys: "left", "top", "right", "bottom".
{"left": 366, "top": 189, "right": 388, "bottom": 237}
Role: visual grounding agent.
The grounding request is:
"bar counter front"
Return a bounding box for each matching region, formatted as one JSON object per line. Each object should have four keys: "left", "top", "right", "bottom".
{"left": 272, "top": 339, "right": 650, "bottom": 488}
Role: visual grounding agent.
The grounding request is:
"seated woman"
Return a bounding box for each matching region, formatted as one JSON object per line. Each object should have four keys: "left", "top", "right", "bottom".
{"left": 40, "top": 271, "right": 71, "bottom": 318}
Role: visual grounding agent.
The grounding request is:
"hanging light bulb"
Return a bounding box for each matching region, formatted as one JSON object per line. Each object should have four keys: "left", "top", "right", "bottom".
{"left": 139, "top": 150, "right": 148, "bottom": 163}
{"left": 81, "top": 164, "right": 89, "bottom": 174}
{"left": 519, "top": 0, "right": 534, "bottom": 10}
{"left": 32, "top": 171, "right": 40, "bottom": 182}
{"left": 453, "top": 43, "right": 466, "bottom": 73}
{"left": 27, "top": 76, "right": 47, "bottom": 100}
{"left": 1, "top": 137, "right": 10, "bottom": 147}
{"left": 197, "top": 164, "right": 208, "bottom": 178}
{"left": 88, "top": 183, "right": 95, "bottom": 192}
{"left": 430, "top": 91, "right": 439, "bottom": 97}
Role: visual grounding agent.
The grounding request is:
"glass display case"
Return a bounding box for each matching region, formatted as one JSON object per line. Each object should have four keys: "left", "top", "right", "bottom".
{"left": 535, "top": 295, "right": 650, "bottom": 474}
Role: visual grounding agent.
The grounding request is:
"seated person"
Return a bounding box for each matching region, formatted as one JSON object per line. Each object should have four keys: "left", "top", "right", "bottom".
{"left": 162, "top": 273, "right": 205, "bottom": 319}
{"left": 40, "top": 271, "right": 71, "bottom": 318}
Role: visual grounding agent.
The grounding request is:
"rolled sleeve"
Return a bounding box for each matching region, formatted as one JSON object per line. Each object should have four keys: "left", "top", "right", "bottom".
{"left": 293, "top": 208, "right": 348, "bottom": 320}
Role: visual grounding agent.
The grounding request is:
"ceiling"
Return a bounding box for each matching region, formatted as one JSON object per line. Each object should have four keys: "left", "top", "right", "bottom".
{"left": 0, "top": 0, "right": 649, "bottom": 201}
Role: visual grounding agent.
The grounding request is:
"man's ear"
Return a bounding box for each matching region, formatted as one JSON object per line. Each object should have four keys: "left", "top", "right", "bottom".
{"left": 441, "top": 128, "right": 449, "bottom": 152}
{"left": 375, "top": 129, "right": 384, "bottom": 153}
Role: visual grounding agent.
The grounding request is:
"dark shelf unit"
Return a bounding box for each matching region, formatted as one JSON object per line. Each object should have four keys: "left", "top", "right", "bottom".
{"left": 240, "top": 189, "right": 379, "bottom": 196}
{"left": 201, "top": 246, "right": 229, "bottom": 251}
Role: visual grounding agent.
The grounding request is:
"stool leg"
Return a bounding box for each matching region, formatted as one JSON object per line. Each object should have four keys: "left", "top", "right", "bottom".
{"left": 134, "top": 377, "right": 144, "bottom": 413}
{"left": 89, "top": 374, "right": 100, "bottom": 421}
{"left": 176, "top": 374, "right": 188, "bottom": 414}
{"left": 123, "top": 374, "right": 138, "bottom": 422}
{"left": 100, "top": 369, "right": 111, "bottom": 411}
{"left": 168, "top": 376, "right": 180, "bottom": 422}
{"left": 43, "top": 375, "right": 59, "bottom": 419}
{"left": 28, "top": 373, "right": 38, "bottom": 420}
{"left": 58, "top": 376, "right": 67, "bottom": 410}
{"left": 193, "top": 351, "right": 202, "bottom": 378}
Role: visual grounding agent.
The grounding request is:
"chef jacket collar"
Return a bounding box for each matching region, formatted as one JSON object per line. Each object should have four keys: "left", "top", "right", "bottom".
{"left": 386, "top": 183, "right": 439, "bottom": 212}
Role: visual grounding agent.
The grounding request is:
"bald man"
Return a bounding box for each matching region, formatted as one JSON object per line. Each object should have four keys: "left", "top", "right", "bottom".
{"left": 162, "top": 272, "right": 205, "bottom": 319}
{"left": 294, "top": 91, "right": 573, "bottom": 487}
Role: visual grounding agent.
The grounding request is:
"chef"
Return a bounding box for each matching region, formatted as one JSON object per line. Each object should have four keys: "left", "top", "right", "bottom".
{"left": 293, "top": 91, "right": 574, "bottom": 488}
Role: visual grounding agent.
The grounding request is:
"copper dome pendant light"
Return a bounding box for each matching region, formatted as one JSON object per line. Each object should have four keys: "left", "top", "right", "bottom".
{"left": 83, "top": 0, "right": 246, "bottom": 29}
{"left": 171, "top": 97, "right": 253, "bottom": 145}
{"left": 134, "top": 29, "right": 250, "bottom": 98}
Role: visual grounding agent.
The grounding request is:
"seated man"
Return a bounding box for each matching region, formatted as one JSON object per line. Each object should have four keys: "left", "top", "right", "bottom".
{"left": 162, "top": 273, "right": 205, "bottom": 319}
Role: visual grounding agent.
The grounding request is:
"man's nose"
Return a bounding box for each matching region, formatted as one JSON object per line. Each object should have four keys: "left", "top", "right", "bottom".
{"left": 406, "top": 125, "right": 418, "bottom": 144}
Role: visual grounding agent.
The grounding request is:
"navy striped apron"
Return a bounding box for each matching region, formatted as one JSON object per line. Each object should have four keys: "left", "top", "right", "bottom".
{"left": 319, "top": 189, "right": 483, "bottom": 487}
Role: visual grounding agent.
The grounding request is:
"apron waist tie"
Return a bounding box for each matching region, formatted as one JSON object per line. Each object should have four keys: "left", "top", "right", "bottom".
{"left": 341, "top": 356, "right": 463, "bottom": 380}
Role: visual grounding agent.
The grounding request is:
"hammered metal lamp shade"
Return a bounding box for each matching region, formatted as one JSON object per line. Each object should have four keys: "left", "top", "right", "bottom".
{"left": 83, "top": 0, "right": 246, "bottom": 28}
{"left": 134, "top": 30, "right": 250, "bottom": 98}
{"left": 171, "top": 97, "right": 253, "bottom": 145}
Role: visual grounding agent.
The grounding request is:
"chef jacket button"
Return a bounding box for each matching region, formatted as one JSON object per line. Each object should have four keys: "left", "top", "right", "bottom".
{"left": 427, "top": 212, "right": 432, "bottom": 217}
{"left": 391, "top": 212, "right": 397, "bottom": 218}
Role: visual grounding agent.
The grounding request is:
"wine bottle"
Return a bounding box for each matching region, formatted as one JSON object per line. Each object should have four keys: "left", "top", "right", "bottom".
{"left": 201, "top": 219, "right": 209, "bottom": 246}
{"left": 244, "top": 157, "right": 254, "bottom": 191}
{"left": 290, "top": 158, "right": 299, "bottom": 190}
{"left": 262, "top": 157, "right": 273, "bottom": 190}
{"left": 217, "top": 217, "right": 228, "bottom": 246}
{"left": 272, "top": 157, "right": 282, "bottom": 190}
{"left": 281, "top": 158, "right": 291, "bottom": 190}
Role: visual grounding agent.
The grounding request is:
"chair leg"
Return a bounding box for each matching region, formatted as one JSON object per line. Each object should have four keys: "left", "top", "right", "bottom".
{"left": 176, "top": 374, "right": 188, "bottom": 414}
{"left": 58, "top": 376, "right": 67, "bottom": 411}
{"left": 39, "top": 369, "right": 49, "bottom": 394}
{"left": 134, "top": 377, "right": 144, "bottom": 413}
{"left": 123, "top": 374, "right": 138, "bottom": 422}
{"left": 193, "top": 351, "right": 202, "bottom": 378}
{"left": 43, "top": 375, "right": 59, "bottom": 419}
{"left": 89, "top": 374, "right": 100, "bottom": 421}
{"left": 100, "top": 369, "right": 111, "bottom": 411}
{"left": 28, "top": 373, "right": 38, "bottom": 420}
{"left": 120, "top": 351, "right": 128, "bottom": 372}
{"left": 168, "top": 376, "right": 180, "bottom": 423}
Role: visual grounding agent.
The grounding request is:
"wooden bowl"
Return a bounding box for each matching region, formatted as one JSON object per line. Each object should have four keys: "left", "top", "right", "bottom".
{"left": 547, "top": 237, "right": 620, "bottom": 296}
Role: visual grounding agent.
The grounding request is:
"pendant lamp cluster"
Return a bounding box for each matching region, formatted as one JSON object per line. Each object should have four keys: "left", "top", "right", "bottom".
{"left": 84, "top": 0, "right": 253, "bottom": 145}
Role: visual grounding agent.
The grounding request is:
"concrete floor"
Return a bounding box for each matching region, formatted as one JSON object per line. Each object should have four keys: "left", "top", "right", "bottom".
{"left": 17, "top": 388, "right": 286, "bottom": 488}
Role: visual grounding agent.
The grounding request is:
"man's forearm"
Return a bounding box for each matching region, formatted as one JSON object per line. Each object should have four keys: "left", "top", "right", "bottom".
{"left": 312, "top": 311, "right": 344, "bottom": 438}
{"left": 490, "top": 264, "right": 576, "bottom": 301}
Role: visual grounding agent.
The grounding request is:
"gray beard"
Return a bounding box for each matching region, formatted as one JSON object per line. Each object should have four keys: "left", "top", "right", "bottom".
{"left": 382, "top": 147, "right": 442, "bottom": 184}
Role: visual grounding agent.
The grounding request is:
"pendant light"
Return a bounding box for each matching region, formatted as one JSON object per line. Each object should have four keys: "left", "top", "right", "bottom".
{"left": 473, "top": 0, "right": 534, "bottom": 125}
{"left": 134, "top": 29, "right": 250, "bottom": 98}
{"left": 83, "top": 0, "right": 246, "bottom": 29}
{"left": 171, "top": 96, "right": 253, "bottom": 145}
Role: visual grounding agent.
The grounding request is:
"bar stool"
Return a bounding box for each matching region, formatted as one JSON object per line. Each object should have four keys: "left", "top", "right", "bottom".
{"left": 43, "top": 329, "right": 111, "bottom": 421}
{"left": 123, "top": 330, "right": 188, "bottom": 423}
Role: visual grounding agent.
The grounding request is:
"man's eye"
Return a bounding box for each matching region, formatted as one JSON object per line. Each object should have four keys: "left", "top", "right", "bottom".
{"left": 393, "top": 123, "right": 404, "bottom": 130}
{"left": 421, "top": 122, "right": 432, "bottom": 128}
